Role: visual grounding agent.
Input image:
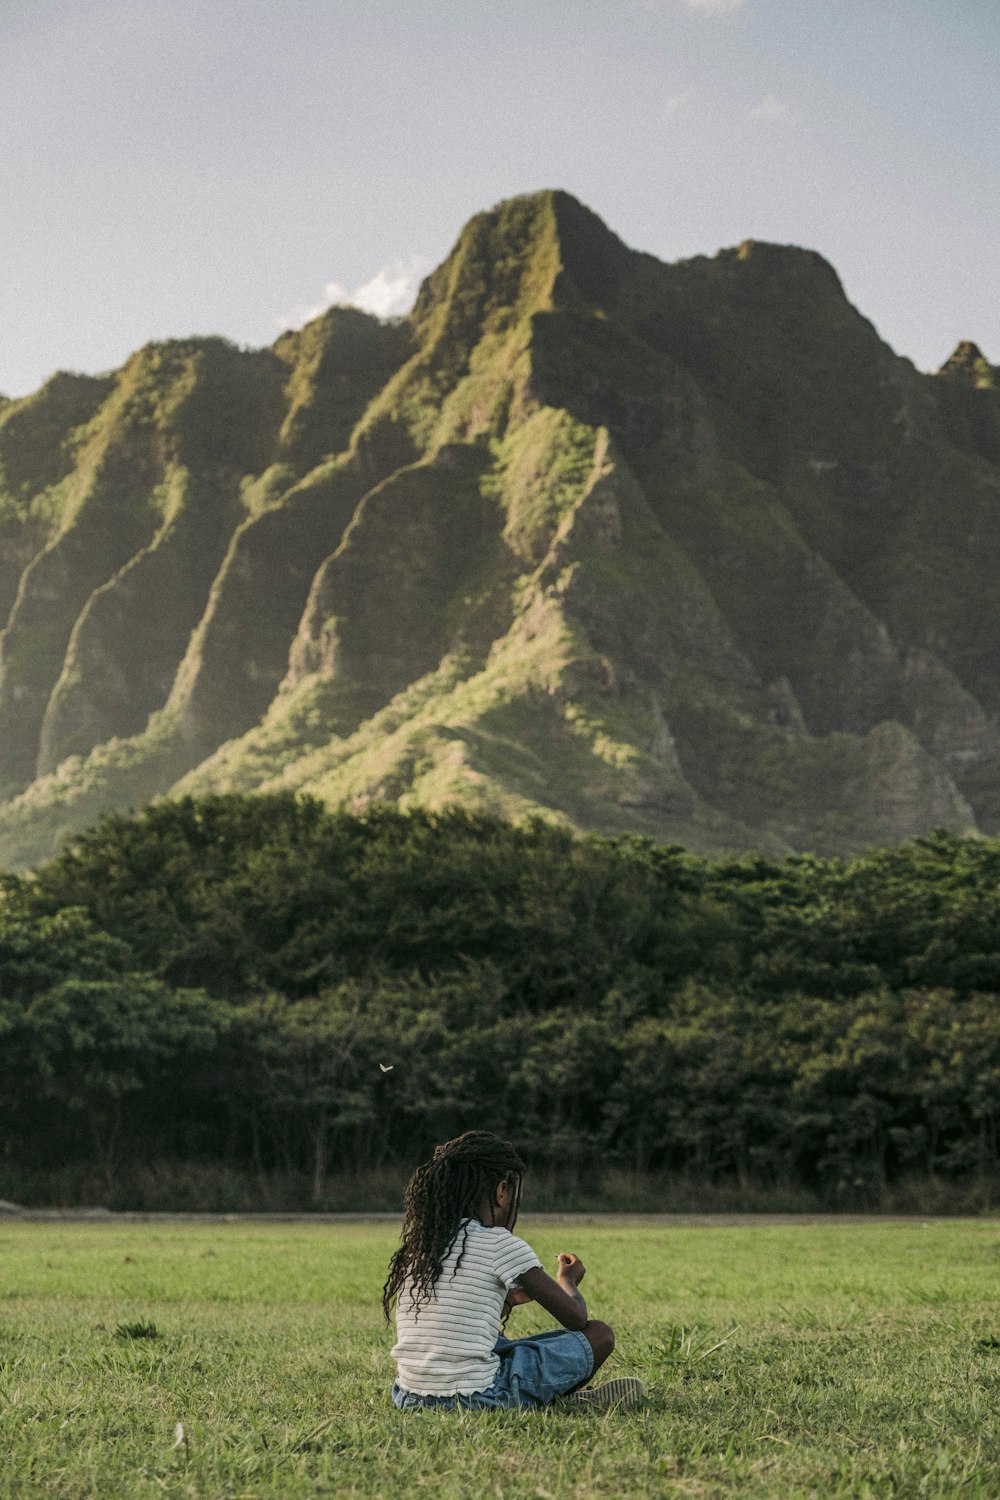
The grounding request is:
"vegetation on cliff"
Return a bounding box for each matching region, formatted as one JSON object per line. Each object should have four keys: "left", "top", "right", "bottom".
{"left": 0, "top": 191, "right": 998, "bottom": 865}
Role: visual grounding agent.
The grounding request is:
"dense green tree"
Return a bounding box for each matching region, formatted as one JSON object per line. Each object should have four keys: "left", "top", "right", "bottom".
{"left": 1, "top": 974, "right": 218, "bottom": 1178}
{"left": 4, "top": 799, "right": 1000, "bottom": 1204}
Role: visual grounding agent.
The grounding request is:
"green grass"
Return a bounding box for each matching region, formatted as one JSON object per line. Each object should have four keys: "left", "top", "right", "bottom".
{"left": 1, "top": 1220, "right": 998, "bottom": 1497}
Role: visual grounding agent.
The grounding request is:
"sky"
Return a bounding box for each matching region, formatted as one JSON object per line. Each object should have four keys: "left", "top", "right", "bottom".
{"left": 1, "top": 0, "right": 997, "bottom": 399}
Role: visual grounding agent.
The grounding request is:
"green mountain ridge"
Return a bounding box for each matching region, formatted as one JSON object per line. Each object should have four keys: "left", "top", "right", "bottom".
{"left": 0, "top": 188, "right": 997, "bottom": 867}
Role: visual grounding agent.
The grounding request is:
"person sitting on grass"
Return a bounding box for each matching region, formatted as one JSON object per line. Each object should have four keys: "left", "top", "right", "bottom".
{"left": 383, "top": 1130, "right": 645, "bottom": 1412}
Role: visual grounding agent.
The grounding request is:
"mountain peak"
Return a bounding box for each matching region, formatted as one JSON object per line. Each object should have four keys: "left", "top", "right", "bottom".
{"left": 943, "top": 339, "right": 985, "bottom": 366}
{"left": 939, "top": 340, "right": 993, "bottom": 386}
{"left": 546, "top": 190, "right": 634, "bottom": 309}
{"left": 409, "top": 190, "right": 634, "bottom": 335}
{"left": 717, "top": 238, "right": 846, "bottom": 298}
{"left": 2, "top": 192, "right": 1000, "bottom": 865}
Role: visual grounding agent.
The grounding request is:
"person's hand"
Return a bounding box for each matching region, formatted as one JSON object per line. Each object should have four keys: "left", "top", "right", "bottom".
{"left": 556, "top": 1252, "right": 586, "bottom": 1286}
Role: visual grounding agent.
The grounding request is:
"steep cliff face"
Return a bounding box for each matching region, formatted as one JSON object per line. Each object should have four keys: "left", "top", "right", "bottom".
{"left": 0, "top": 190, "right": 997, "bottom": 866}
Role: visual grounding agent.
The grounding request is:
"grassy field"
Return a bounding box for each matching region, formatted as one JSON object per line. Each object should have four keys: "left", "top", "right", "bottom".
{"left": 0, "top": 1218, "right": 998, "bottom": 1498}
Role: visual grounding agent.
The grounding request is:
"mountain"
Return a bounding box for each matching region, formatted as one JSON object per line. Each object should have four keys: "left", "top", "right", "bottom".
{"left": 1, "top": 189, "right": 998, "bottom": 867}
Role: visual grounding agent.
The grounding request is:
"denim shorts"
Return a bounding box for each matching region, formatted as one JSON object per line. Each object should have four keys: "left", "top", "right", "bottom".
{"left": 392, "top": 1329, "right": 594, "bottom": 1411}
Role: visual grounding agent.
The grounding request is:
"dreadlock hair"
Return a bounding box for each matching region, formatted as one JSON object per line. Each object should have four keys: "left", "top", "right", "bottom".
{"left": 382, "top": 1131, "right": 527, "bottom": 1323}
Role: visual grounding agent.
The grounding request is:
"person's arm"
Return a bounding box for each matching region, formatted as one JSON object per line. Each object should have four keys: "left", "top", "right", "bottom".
{"left": 501, "top": 1284, "right": 533, "bottom": 1318}
{"left": 515, "top": 1252, "right": 589, "bottom": 1332}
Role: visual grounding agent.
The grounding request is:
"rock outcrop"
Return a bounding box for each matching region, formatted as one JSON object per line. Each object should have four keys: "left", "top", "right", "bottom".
{"left": 0, "top": 190, "right": 998, "bottom": 866}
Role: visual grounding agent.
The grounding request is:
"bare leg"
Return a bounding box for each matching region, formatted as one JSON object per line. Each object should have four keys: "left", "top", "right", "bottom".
{"left": 563, "top": 1324, "right": 645, "bottom": 1409}
{"left": 568, "top": 1319, "right": 614, "bottom": 1391}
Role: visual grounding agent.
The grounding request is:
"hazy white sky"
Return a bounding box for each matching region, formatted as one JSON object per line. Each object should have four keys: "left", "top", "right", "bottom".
{"left": 1, "top": 0, "right": 997, "bottom": 397}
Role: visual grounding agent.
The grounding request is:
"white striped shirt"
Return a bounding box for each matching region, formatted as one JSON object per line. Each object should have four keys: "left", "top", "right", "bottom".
{"left": 392, "top": 1218, "right": 541, "bottom": 1395}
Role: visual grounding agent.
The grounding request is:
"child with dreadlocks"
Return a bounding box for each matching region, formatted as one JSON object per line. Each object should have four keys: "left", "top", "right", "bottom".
{"left": 384, "top": 1131, "right": 645, "bottom": 1411}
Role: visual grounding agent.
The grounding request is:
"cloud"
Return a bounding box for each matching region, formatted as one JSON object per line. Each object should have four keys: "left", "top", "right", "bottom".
{"left": 278, "top": 281, "right": 349, "bottom": 329}
{"left": 662, "top": 90, "right": 692, "bottom": 123}
{"left": 749, "top": 94, "right": 794, "bottom": 122}
{"left": 276, "top": 257, "right": 428, "bottom": 331}
{"left": 634, "top": 0, "right": 746, "bottom": 11}
{"left": 681, "top": 0, "right": 747, "bottom": 12}
{"left": 351, "top": 258, "right": 428, "bottom": 319}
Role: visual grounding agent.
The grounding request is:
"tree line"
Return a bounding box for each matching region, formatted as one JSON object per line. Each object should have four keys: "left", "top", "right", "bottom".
{"left": 1, "top": 795, "right": 998, "bottom": 1208}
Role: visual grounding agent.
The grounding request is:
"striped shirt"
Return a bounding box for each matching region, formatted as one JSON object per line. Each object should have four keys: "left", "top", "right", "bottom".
{"left": 391, "top": 1218, "right": 541, "bottom": 1395}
